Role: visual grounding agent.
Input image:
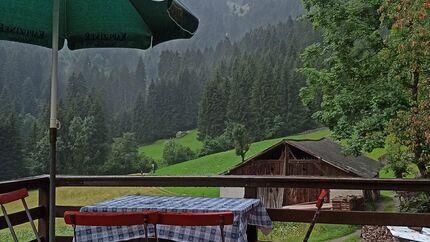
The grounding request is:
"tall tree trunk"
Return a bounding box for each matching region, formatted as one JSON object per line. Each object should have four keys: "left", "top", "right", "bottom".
{"left": 411, "top": 70, "right": 428, "bottom": 178}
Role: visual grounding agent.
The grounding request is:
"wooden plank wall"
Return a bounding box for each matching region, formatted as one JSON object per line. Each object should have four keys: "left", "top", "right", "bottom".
{"left": 284, "top": 157, "right": 350, "bottom": 205}
{"left": 228, "top": 142, "right": 360, "bottom": 206}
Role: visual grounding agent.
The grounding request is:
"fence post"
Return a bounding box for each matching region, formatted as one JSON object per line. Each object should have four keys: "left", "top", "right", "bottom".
{"left": 38, "top": 181, "right": 50, "bottom": 242}
{"left": 245, "top": 187, "right": 258, "bottom": 242}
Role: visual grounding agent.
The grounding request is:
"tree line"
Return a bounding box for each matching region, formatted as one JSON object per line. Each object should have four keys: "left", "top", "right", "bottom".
{"left": 0, "top": 17, "right": 321, "bottom": 180}
{"left": 197, "top": 19, "right": 320, "bottom": 154}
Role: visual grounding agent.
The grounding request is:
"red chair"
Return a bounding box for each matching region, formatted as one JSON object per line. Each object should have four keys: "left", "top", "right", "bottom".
{"left": 157, "top": 212, "right": 234, "bottom": 242}
{"left": 0, "top": 188, "right": 41, "bottom": 242}
{"left": 64, "top": 211, "right": 159, "bottom": 242}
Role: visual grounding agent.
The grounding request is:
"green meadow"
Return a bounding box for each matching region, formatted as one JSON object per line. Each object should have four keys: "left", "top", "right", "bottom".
{"left": 138, "top": 130, "right": 203, "bottom": 161}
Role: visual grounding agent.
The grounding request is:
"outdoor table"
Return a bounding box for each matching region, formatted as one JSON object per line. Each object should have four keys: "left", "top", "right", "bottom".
{"left": 74, "top": 195, "right": 273, "bottom": 242}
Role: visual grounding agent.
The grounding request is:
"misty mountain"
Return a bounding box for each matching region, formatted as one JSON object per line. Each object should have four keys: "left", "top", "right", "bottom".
{"left": 164, "top": 0, "right": 304, "bottom": 49}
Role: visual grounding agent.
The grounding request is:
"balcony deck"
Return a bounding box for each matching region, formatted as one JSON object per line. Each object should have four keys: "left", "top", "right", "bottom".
{"left": 1, "top": 175, "right": 430, "bottom": 242}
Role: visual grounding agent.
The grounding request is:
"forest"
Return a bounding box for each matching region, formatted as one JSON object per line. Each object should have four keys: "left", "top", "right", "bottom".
{"left": 0, "top": 0, "right": 318, "bottom": 179}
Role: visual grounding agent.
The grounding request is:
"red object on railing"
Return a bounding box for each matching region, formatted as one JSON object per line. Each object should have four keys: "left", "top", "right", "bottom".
{"left": 158, "top": 212, "right": 234, "bottom": 226}
{"left": 0, "top": 188, "right": 41, "bottom": 242}
{"left": 0, "top": 188, "right": 29, "bottom": 205}
{"left": 64, "top": 211, "right": 159, "bottom": 226}
{"left": 316, "top": 189, "right": 328, "bottom": 209}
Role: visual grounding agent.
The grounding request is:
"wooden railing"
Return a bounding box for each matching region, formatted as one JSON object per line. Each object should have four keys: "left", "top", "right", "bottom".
{"left": 0, "top": 175, "right": 430, "bottom": 241}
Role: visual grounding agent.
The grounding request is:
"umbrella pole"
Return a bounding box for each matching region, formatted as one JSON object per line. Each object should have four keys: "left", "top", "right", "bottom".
{"left": 49, "top": 0, "right": 60, "bottom": 241}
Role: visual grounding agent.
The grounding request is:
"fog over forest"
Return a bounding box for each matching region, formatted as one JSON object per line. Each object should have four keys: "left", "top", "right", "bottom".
{"left": 0, "top": 0, "right": 316, "bottom": 179}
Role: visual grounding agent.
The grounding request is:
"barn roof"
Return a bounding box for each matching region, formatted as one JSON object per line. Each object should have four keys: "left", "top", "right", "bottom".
{"left": 286, "top": 138, "right": 381, "bottom": 178}
{"left": 225, "top": 138, "right": 381, "bottom": 178}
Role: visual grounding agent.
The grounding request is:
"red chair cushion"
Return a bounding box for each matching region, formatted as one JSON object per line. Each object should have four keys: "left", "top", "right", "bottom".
{"left": 158, "top": 212, "right": 234, "bottom": 226}
{"left": 64, "top": 211, "right": 159, "bottom": 226}
{"left": 0, "top": 188, "right": 28, "bottom": 205}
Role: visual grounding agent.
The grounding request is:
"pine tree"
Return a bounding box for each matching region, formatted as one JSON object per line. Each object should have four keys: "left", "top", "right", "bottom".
{"left": 141, "top": 81, "right": 158, "bottom": 142}
{"left": 250, "top": 59, "right": 279, "bottom": 139}
{"left": 87, "top": 94, "right": 109, "bottom": 173}
{"left": 132, "top": 92, "right": 146, "bottom": 143}
{"left": 0, "top": 113, "right": 25, "bottom": 180}
{"left": 135, "top": 57, "right": 147, "bottom": 91}
{"left": 227, "top": 55, "right": 255, "bottom": 130}
{"left": 197, "top": 70, "right": 230, "bottom": 140}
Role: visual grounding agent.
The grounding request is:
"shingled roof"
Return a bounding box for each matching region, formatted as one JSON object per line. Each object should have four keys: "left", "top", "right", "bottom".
{"left": 286, "top": 138, "right": 381, "bottom": 178}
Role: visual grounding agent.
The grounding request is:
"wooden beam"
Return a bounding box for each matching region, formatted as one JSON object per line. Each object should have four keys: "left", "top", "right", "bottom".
{"left": 267, "top": 209, "right": 430, "bottom": 227}
{"left": 56, "top": 175, "right": 430, "bottom": 192}
{"left": 0, "top": 175, "right": 49, "bottom": 193}
{"left": 255, "top": 160, "right": 283, "bottom": 165}
{"left": 284, "top": 145, "right": 288, "bottom": 176}
{"left": 288, "top": 159, "right": 319, "bottom": 164}
{"left": 0, "top": 206, "right": 44, "bottom": 230}
{"left": 317, "top": 158, "right": 326, "bottom": 176}
{"left": 38, "top": 184, "right": 49, "bottom": 241}
{"left": 288, "top": 148, "right": 297, "bottom": 160}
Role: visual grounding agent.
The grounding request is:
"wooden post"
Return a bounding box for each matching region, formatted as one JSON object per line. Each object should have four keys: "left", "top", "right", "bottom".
{"left": 283, "top": 145, "right": 290, "bottom": 206}
{"left": 38, "top": 184, "right": 50, "bottom": 242}
{"left": 284, "top": 144, "right": 289, "bottom": 176}
{"left": 244, "top": 187, "right": 258, "bottom": 242}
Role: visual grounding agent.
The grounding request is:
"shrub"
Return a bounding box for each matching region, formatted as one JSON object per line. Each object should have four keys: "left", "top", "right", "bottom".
{"left": 163, "top": 140, "right": 196, "bottom": 165}
{"left": 138, "top": 154, "right": 156, "bottom": 174}
{"left": 199, "top": 134, "right": 233, "bottom": 156}
{"left": 104, "top": 132, "right": 140, "bottom": 175}
{"left": 398, "top": 192, "right": 430, "bottom": 213}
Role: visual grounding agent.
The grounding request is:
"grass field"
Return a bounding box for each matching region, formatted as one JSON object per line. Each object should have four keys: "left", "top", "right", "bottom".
{"left": 138, "top": 130, "right": 203, "bottom": 161}
{"left": 259, "top": 222, "right": 359, "bottom": 242}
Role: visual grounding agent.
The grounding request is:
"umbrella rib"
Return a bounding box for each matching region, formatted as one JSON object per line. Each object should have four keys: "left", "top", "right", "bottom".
{"left": 167, "top": 1, "right": 197, "bottom": 35}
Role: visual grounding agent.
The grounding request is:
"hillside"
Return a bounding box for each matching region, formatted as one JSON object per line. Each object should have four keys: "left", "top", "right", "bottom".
{"left": 138, "top": 130, "right": 203, "bottom": 161}
{"left": 148, "top": 128, "right": 388, "bottom": 198}
{"left": 155, "top": 128, "right": 331, "bottom": 176}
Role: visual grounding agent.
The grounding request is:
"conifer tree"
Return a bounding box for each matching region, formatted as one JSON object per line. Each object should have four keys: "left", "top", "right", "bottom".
{"left": 198, "top": 71, "right": 230, "bottom": 140}
{"left": 227, "top": 55, "right": 255, "bottom": 129}
{"left": 132, "top": 92, "right": 146, "bottom": 143}
{"left": 0, "top": 113, "right": 25, "bottom": 180}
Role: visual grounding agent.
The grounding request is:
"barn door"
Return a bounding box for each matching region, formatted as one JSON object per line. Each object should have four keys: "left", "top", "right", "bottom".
{"left": 255, "top": 160, "right": 285, "bottom": 208}
{"left": 284, "top": 160, "right": 322, "bottom": 205}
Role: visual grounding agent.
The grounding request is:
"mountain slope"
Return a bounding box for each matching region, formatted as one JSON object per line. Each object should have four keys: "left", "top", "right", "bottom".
{"left": 154, "top": 129, "right": 331, "bottom": 176}
{"left": 138, "top": 130, "right": 202, "bottom": 161}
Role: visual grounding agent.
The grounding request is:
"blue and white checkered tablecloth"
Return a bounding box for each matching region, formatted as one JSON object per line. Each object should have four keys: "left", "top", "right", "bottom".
{"left": 74, "top": 195, "right": 272, "bottom": 242}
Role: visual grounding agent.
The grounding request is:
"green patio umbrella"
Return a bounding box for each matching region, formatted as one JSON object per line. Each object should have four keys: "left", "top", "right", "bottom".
{"left": 0, "top": 0, "right": 198, "bottom": 241}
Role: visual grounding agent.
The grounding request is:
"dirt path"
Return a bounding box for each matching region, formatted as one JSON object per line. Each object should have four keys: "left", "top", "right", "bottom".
{"left": 326, "top": 230, "right": 361, "bottom": 242}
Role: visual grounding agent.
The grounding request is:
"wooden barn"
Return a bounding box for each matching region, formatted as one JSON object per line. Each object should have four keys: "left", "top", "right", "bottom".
{"left": 221, "top": 138, "right": 382, "bottom": 208}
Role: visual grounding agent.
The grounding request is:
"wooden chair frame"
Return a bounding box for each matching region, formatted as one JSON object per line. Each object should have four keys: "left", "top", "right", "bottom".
{"left": 0, "top": 188, "right": 41, "bottom": 242}
{"left": 64, "top": 211, "right": 159, "bottom": 242}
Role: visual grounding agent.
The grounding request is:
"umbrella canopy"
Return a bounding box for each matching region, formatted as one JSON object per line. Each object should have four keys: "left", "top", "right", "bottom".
{"left": 130, "top": 0, "right": 199, "bottom": 46}
{"left": 0, "top": 1, "right": 198, "bottom": 241}
{"left": 0, "top": 0, "right": 198, "bottom": 49}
